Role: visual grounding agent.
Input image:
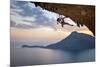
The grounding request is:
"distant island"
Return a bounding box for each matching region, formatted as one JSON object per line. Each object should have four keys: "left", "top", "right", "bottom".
{"left": 22, "top": 45, "right": 44, "bottom": 48}
{"left": 22, "top": 31, "right": 95, "bottom": 51}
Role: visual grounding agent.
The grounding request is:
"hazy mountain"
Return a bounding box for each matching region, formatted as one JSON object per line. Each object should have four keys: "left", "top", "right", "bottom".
{"left": 46, "top": 31, "right": 95, "bottom": 51}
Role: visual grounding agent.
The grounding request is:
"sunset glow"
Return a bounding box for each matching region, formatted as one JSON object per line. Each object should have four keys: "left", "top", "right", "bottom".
{"left": 10, "top": 1, "right": 94, "bottom": 47}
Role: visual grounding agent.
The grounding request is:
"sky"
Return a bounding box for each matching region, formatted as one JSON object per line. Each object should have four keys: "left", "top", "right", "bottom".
{"left": 10, "top": 1, "right": 93, "bottom": 47}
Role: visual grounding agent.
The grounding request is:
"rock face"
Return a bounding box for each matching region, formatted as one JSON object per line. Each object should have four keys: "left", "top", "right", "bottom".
{"left": 31, "top": 2, "right": 95, "bottom": 35}
{"left": 46, "top": 31, "right": 95, "bottom": 51}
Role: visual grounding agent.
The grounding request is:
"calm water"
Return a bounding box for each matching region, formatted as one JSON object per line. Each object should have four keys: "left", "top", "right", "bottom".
{"left": 11, "top": 48, "right": 95, "bottom": 66}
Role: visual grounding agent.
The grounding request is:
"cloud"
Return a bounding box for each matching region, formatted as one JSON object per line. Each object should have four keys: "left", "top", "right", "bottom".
{"left": 10, "top": 1, "right": 59, "bottom": 29}
{"left": 11, "top": 9, "right": 37, "bottom": 29}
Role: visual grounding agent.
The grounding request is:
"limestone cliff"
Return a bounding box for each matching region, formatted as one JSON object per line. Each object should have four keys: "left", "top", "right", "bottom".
{"left": 31, "top": 2, "right": 95, "bottom": 35}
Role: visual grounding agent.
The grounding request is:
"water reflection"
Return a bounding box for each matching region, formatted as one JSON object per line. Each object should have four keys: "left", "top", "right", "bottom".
{"left": 11, "top": 48, "right": 95, "bottom": 66}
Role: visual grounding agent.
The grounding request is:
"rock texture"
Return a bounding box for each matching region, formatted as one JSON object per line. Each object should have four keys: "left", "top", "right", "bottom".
{"left": 31, "top": 2, "right": 95, "bottom": 35}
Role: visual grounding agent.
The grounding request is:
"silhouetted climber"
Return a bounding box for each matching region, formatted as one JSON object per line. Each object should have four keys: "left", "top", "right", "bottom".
{"left": 57, "top": 15, "right": 73, "bottom": 27}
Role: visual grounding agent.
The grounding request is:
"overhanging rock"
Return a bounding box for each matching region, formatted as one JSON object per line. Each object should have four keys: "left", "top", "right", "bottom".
{"left": 31, "top": 2, "right": 95, "bottom": 35}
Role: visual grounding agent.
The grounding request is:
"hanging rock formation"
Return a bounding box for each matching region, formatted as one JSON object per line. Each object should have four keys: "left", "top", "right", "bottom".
{"left": 31, "top": 2, "right": 95, "bottom": 35}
